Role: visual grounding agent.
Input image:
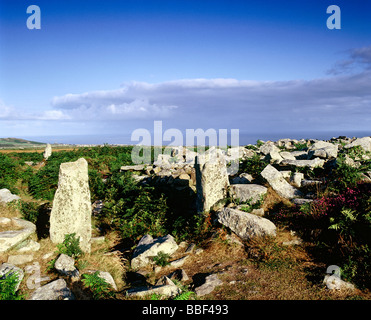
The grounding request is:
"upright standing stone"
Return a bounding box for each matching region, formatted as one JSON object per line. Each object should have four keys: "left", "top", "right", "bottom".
{"left": 43, "top": 144, "right": 52, "bottom": 160}
{"left": 195, "top": 148, "right": 229, "bottom": 213}
{"left": 49, "top": 158, "right": 91, "bottom": 252}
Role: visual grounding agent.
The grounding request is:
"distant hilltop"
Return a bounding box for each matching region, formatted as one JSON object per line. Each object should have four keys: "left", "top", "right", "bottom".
{"left": 0, "top": 137, "right": 46, "bottom": 148}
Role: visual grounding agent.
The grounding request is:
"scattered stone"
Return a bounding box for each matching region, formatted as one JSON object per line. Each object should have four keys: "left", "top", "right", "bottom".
{"left": 167, "top": 269, "right": 190, "bottom": 282}
{"left": 344, "top": 136, "right": 371, "bottom": 152}
{"left": 217, "top": 207, "right": 276, "bottom": 240}
{"left": 301, "top": 179, "right": 322, "bottom": 187}
{"left": 185, "top": 243, "right": 196, "bottom": 254}
{"left": 259, "top": 142, "right": 280, "bottom": 156}
{"left": 290, "top": 150, "right": 309, "bottom": 159}
{"left": 54, "top": 254, "right": 79, "bottom": 279}
{"left": 0, "top": 217, "right": 11, "bottom": 226}
{"left": 0, "top": 218, "right": 36, "bottom": 252}
{"left": 7, "top": 254, "right": 34, "bottom": 265}
{"left": 0, "top": 263, "right": 24, "bottom": 291}
{"left": 280, "top": 170, "right": 292, "bottom": 179}
{"left": 279, "top": 151, "right": 296, "bottom": 161}
{"left": 194, "top": 274, "right": 222, "bottom": 297}
{"left": 323, "top": 275, "right": 355, "bottom": 291}
{"left": 49, "top": 158, "right": 92, "bottom": 253}
{"left": 126, "top": 284, "right": 181, "bottom": 298}
{"left": 169, "top": 256, "right": 189, "bottom": 268}
{"left": 120, "top": 164, "right": 146, "bottom": 171}
{"left": 229, "top": 184, "right": 267, "bottom": 204}
{"left": 308, "top": 141, "right": 338, "bottom": 159}
{"left": 250, "top": 208, "right": 265, "bottom": 216}
{"left": 42, "top": 252, "right": 54, "bottom": 260}
{"left": 265, "top": 150, "right": 283, "bottom": 164}
{"left": 261, "top": 164, "right": 303, "bottom": 199}
{"left": 290, "top": 172, "right": 304, "bottom": 188}
{"left": 280, "top": 158, "right": 325, "bottom": 169}
{"left": 230, "top": 173, "right": 254, "bottom": 184}
{"left": 155, "top": 275, "right": 176, "bottom": 286}
{"left": 291, "top": 198, "right": 313, "bottom": 205}
{"left": 91, "top": 236, "right": 105, "bottom": 243}
{"left": 225, "top": 232, "right": 244, "bottom": 246}
{"left": 29, "top": 278, "right": 75, "bottom": 300}
{"left": 131, "top": 234, "right": 179, "bottom": 269}
{"left": 17, "top": 239, "right": 40, "bottom": 252}
{"left": 0, "top": 189, "right": 20, "bottom": 203}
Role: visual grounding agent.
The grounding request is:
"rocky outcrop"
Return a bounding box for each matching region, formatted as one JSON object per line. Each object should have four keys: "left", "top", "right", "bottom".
{"left": 49, "top": 158, "right": 92, "bottom": 253}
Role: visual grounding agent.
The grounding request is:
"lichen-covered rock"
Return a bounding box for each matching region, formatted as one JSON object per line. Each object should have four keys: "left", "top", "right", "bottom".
{"left": 29, "top": 279, "right": 74, "bottom": 300}
{"left": 194, "top": 274, "right": 222, "bottom": 297}
{"left": 261, "top": 164, "right": 303, "bottom": 199}
{"left": 195, "top": 148, "right": 229, "bottom": 212}
{"left": 0, "top": 189, "right": 20, "bottom": 204}
{"left": 229, "top": 184, "right": 267, "bottom": 204}
{"left": 49, "top": 158, "right": 92, "bottom": 253}
{"left": 217, "top": 207, "right": 276, "bottom": 240}
{"left": 308, "top": 141, "right": 338, "bottom": 159}
{"left": 54, "top": 254, "right": 79, "bottom": 279}
{"left": 344, "top": 136, "right": 371, "bottom": 152}
{"left": 0, "top": 218, "right": 36, "bottom": 252}
{"left": 131, "top": 234, "right": 179, "bottom": 269}
{"left": 43, "top": 143, "right": 52, "bottom": 160}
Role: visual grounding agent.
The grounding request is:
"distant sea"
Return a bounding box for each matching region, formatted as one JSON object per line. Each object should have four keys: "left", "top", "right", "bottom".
{"left": 22, "top": 130, "right": 371, "bottom": 146}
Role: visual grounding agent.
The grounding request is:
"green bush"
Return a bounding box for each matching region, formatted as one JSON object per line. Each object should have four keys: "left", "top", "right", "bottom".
{"left": 56, "top": 233, "right": 83, "bottom": 260}
{"left": 152, "top": 251, "right": 170, "bottom": 267}
{"left": 101, "top": 172, "right": 168, "bottom": 241}
{"left": 239, "top": 153, "right": 268, "bottom": 178}
{"left": 0, "top": 153, "right": 21, "bottom": 193}
{"left": 82, "top": 271, "right": 115, "bottom": 300}
{"left": 19, "top": 200, "right": 40, "bottom": 224}
{"left": 0, "top": 272, "right": 24, "bottom": 300}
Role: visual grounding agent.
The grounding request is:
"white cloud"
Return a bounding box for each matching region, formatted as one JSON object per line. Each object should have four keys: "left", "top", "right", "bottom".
{"left": 1, "top": 45, "right": 371, "bottom": 136}
{"left": 44, "top": 69, "right": 371, "bottom": 132}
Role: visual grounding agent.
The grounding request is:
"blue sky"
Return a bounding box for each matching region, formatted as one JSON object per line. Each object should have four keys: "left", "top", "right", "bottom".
{"left": 0, "top": 0, "right": 370, "bottom": 144}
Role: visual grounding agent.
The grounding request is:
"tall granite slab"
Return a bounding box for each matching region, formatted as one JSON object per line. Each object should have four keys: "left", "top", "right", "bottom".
{"left": 49, "top": 158, "right": 91, "bottom": 252}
